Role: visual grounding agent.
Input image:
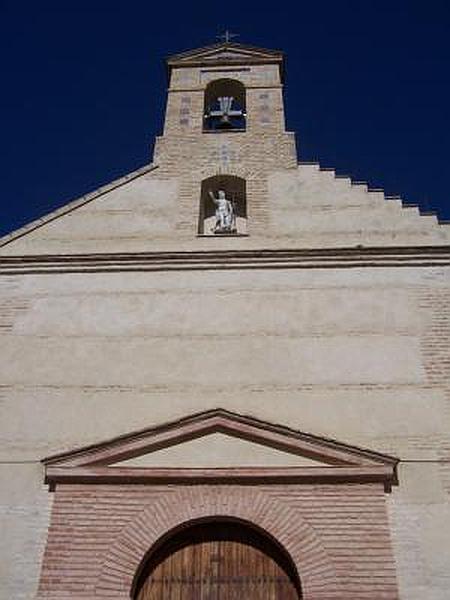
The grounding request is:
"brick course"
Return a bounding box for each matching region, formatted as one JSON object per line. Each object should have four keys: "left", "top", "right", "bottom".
{"left": 37, "top": 483, "right": 398, "bottom": 599}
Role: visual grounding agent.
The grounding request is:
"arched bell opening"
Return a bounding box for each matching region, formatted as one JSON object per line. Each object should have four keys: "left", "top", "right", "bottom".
{"left": 203, "top": 79, "right": 246, "bottom": 131}
{"left": 132, "top": 517, "right": 303, "bottom": 600}
{"left": 199, "top": 175, "right": 247, "bottom": 235}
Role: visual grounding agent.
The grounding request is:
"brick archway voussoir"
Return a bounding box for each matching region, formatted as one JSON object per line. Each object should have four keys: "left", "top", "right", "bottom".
{"left": 95, "top": 486, "right": 339, "bottom": 599}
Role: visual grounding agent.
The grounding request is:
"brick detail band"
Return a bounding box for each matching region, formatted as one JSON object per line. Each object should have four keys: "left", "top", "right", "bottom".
{"left": 37, "top": 483, "right": 399, "bottom": 599}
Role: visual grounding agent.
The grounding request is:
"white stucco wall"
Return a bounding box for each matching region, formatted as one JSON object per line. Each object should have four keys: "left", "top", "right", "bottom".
{"left": 1, "top": 264, "right": 449, "bottom": 598}
{"left": 1, "top": 164, "right": 449, "bottom": 256}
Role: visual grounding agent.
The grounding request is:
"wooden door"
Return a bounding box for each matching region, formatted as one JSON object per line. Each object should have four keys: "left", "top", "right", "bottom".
{"left": 135, "top": 521, "right": 301, "bottom": 599}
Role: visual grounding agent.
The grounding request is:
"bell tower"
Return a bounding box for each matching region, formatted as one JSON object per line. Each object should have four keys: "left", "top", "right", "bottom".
{"left": 153, "top": 41, "right": 297, "bottom": 236}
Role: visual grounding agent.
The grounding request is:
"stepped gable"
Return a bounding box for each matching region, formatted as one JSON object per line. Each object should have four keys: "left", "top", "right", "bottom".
{"left": 1, "top": 37, "right": 449, "bottom": 257}
{"left": 0, "top": 161, "right": 449, "bottom": 257}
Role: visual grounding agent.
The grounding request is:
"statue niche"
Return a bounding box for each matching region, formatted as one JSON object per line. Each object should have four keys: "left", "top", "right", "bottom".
{"left": 204, "top": 79, "right": 246, "bottom": 131}
{"left": 199, "top": 176, "right": 246, "bottom": 235}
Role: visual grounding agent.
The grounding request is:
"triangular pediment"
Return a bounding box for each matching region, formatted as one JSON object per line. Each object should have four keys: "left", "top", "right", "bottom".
{"left": 114, "top": 433, "right": 326, "bottom": 468}
{"left": 167, "top": 42, "right": 283, "bottom": 69}
{"left": 43, "top": 410, "right": 398, "bottom": 490}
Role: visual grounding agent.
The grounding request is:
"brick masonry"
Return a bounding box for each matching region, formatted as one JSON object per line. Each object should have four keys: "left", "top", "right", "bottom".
{"left": 152, "top": 58, "right": 298, "bottom": 237}
{"left": 36, "top": 483, "right": 398, "bottom": 600}
{"left": 417, "top": 282, "right": 450, "bottom": 492}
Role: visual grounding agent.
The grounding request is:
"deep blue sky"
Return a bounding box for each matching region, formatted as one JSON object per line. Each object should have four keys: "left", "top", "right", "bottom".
{"left": 1, "top": 0, "right": 450, "bottom": 237}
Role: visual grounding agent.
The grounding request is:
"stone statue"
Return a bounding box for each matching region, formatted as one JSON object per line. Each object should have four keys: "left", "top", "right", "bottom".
{"left": 208, "top": 189, "right": 236, "bottom": 233}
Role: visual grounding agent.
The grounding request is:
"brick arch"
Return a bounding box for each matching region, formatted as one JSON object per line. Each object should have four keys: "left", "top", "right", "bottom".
{"left": 201, "top": 72, "right": 249, "bottom": 88}
{"left": 94, "top": 486, "right": 341, "bottom": 599}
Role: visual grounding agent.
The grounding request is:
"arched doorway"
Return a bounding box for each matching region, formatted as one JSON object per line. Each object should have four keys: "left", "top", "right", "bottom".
{"left": 134, "top": 519, "right": 302, "bottom": 599}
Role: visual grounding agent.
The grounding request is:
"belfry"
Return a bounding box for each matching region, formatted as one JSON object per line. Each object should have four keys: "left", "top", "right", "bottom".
{"left": 1, "top": 40, "right": 450, "bottom": 600}
{"left": 156, "top": 41, "right": 297, "bottom": 239}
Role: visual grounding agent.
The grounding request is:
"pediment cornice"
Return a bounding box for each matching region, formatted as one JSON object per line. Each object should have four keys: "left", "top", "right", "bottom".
{"left": 166, "top": 42, "right": 284, "bottom": 74}
{"left": 43, "top": 409, "right": 398, "bottom": 491}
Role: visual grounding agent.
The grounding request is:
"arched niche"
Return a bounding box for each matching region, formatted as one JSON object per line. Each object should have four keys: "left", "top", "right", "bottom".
{"left": 199, "top": 175, "right": 247, "bottom": 235}
{"left": 204, "top": 79, "right": 246, "bottom": 131}
{"left": 133, "top": 518, "right": 303, "bottom": 600}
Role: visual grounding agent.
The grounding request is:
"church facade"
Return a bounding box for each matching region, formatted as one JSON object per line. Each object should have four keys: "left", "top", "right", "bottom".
{"left": 1, "top": 42, "right": 450, "bottom": 600}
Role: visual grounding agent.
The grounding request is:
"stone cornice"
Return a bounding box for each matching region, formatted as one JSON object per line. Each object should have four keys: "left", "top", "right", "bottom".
{"left": 44, "top": 408, "right": 395, "bottom": 468}
{"left": 45, "top": 465, "right": 394, "bottom": 487}
{"left": 42, "top": 409, "right": 398, "bottom": 492}
{"left": 1, "top": 246, "right": 449, "bottom": 275}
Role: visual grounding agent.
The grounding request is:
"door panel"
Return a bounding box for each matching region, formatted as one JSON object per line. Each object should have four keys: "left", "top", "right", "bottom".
{"left": 136, "top": 521, "right": 301, "bottom": 600}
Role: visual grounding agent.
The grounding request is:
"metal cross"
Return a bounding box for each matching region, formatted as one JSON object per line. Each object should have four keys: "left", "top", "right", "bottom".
{"left": 217, "top": 30, "right": 239, "bottom": 44}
